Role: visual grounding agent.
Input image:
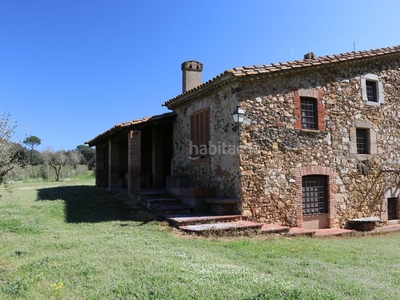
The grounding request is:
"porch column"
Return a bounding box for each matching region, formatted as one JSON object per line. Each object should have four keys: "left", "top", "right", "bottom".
{"left": 108, "top": 139, "right": 120, "bottom": 189}
{"left": 128, "top": 130, "right": 141, "bottom": 194}
{"left": 152, "top": 127, "right": 164, "bottom": 188}
{"left": 95, "top": 146, "right": 104, "bottom": 187}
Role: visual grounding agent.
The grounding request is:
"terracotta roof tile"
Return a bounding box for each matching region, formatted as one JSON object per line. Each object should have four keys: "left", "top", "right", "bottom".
{"left": 86, "top": 112, "right": 175, "bottom": 146}
{"left": 163, "top": 45, "right": 400, "bottom": 107}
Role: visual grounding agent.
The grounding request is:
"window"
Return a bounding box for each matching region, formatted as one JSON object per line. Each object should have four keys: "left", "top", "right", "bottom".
{"left": 366, "top": 80, "right": 378, "bottom": 102}
{"left": 350, "top": 121, "right": 377, "bottom": 156}
{"left": 190, "top": 108, "right": 210, "bottom": 161}
{"left": 293, "top": 89, "right": 325, "bottom": 131}
{"left": 302, "top": 175, "right": 329, "bottom": 215}
{"left": 356, "top": 128, "right": 369, "bottom": 154}
{"left": 361, "top": 74, "right": 384, "bottom": 105}
{"left": 300, "top": 97, "right": 317, "bottom": 129}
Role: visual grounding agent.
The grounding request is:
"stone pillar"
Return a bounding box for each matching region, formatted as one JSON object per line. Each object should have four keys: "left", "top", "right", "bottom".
{"left": 152, "top": 127, "right": 164, "bottom": 188}
{"left": 108, "top": 139, "right": 120, "bottom": 189}
{"left": 128, "top": 130, "right": 141, "bottom": 194}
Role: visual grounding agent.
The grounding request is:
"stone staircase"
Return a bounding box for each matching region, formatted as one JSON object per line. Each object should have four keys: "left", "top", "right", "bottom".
{"left": 137, "top": 189, "right": 263, "bottom": 235}
{"left": 137, "top": 190, "right": 192, "bottom": 216}
{"left": 136, "top": 190, "right": 359, "bottom": 237}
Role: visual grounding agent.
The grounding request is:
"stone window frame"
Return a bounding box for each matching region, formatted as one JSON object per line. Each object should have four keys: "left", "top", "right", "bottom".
{"left": 349, "top": 120, "right": 377, "bottom": 159}
{"left": 382, "top": 188, "right": 400, "bottom": 222}
{"left": 294, "top": 166, "right": 336, "bottom": 228}
{"left": 293, "top": 88, "right": 325, "bottom": 132}
{"left": 360, "top": 73, "right": 384, "bottom": 106}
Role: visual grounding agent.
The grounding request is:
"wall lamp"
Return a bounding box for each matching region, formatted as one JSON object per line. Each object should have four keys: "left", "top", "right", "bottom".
{"left": 232, "top": 105, "right": 246, "bottom": 124}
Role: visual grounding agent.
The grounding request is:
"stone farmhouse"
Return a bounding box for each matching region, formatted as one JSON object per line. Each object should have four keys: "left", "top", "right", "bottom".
{"left": 87, "top": 45, "right": 400, "bottom": 230}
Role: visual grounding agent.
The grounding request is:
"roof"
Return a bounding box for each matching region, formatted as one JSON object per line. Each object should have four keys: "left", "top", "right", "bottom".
{"left": 163, "top": 45, "right": 400, "bottom": 109}
{"left": 86, "top": 112, "right": 176, "bottom": 147}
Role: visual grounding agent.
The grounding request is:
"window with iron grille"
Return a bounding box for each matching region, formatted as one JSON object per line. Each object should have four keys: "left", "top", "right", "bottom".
{"left": 190, "top": 108, "right": 210, "bottom": 160}
{"left": 356, "top": 128, "right": 369, "bottom": 154}
{"left": 366, "top": 80, "right": 378, "bottom": 102}
{"left": 302, "top": 175, "right": 328, "bottom": 215}
{"left": 300, "top": 97, "right": 317, "bottom": 129}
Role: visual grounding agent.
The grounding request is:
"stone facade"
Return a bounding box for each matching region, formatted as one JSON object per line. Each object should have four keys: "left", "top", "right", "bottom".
{"left": 171, "top": 87, "right": 241, "bottom": 200}
{"left": 165, "top": 46, "right": 400, "bottom": 229}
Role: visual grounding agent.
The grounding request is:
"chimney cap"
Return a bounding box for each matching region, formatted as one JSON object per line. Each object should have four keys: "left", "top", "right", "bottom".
{"left": 181, "top": 60, "right": 203, "bottom": 71}
{"left": 304, "top": 52, "right": 316, "bottom": 59}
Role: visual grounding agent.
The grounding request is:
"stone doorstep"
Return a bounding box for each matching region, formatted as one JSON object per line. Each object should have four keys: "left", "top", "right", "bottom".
{"left": 165, "top": 214, "right": 244, "bottom": 227}
{"left": 179, "top": 221, "right": 263, "bottom": 233}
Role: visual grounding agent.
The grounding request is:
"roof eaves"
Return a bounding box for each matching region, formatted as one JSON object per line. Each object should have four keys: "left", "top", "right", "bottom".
{"left": 163, "top": 45, "right": 400, "bottom": 109}
{"left": 85, "top": 112, "right": 176, "bottom": 146}
{"left": 163, "top": 71, "right": 234, "bottom": 109}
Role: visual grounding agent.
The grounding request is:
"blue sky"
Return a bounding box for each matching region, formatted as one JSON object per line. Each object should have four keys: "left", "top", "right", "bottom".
{"left": 1, "top": 0, "right": 399, "bottom": 151}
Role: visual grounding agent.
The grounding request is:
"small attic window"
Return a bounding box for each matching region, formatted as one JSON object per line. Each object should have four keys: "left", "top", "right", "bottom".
{"left": 361, "top": 74, "right": 384, "bottom": 105}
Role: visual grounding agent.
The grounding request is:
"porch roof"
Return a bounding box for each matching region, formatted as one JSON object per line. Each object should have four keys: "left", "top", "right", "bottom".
{"left": 85, "top": 112, "right": 176, "bottom": 147}
{"left": 163, "top": 45, "right": 400, "bottom": 109}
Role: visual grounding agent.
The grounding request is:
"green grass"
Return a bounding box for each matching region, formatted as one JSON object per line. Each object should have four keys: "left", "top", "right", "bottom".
{"left": 1, "top": 180, "right": 400, "bottom": 299}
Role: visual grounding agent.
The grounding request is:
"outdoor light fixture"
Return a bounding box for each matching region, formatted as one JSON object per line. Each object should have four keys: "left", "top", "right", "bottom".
{"left": 232, "top": 105, "right": 246, "bottom": 124}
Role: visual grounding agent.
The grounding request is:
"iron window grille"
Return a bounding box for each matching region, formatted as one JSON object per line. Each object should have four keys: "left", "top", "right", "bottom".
{"left": 300, "top": 97, "right": 317, "bottom": 129}
{"left": 366, "top": 80, "right": 378, "bottom": 102}
{"left": 356, "top": 128, "right": 369, "bottom": 154}
{"left": 302, "top": 175, "right": 328, "bottom": 215}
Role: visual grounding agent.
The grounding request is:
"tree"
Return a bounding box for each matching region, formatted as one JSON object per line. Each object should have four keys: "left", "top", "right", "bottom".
{"left": 23, "top": 135, "right": 41, "bottom": 165}
{"left": 0, "top": 112, "right": 25, "bottom": 194}
{"left": 76, "top": 144, "right": 95, "bottom": 169}
{"left": 43, "top": 148, "right": 81, "bottom": 181}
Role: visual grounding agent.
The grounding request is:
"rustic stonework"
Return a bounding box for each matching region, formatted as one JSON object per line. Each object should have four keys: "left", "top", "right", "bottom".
{"left": 168, "top": 49, "right": 400, "bottom": 229}
{"left": 237, "top": 57, "right": 400, "bottom": 228}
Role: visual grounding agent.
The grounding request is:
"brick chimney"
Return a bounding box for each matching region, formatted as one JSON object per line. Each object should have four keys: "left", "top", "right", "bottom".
{"left": 181, "top": 60, "right": 203, "bottom": 93}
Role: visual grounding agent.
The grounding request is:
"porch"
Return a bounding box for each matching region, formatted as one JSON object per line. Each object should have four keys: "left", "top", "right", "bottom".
{"left": 86, "top": 112, "right": 175, "bottom": 193}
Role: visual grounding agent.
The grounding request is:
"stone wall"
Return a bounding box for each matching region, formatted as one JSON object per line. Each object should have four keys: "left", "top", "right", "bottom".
{"left": 238, "top": 57, "right": 400, "bottom": 227}
{"left": 172, "top": 55, "right": 400, "bottom": 228}
{"left": 172, "top": 84, "right": 242, "bottom": 199}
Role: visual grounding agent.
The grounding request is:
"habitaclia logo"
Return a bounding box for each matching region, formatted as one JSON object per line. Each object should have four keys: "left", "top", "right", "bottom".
{"left": 189, "top": 141, "right": 239, "bottom": 160}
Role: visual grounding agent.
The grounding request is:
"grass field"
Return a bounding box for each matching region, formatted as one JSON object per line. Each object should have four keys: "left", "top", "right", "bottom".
{"left": 1, "top": 179, "right": 400, "bottom": 299}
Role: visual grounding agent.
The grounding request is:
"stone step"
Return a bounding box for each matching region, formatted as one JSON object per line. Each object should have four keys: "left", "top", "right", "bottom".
{"left": 151, "top": 203, "right": 192, "bottom": 215}
{"left": 314, "top": 228, "right": 354, "bottom": 237}
{"left": 179, "top": 221, "right": 263, "bottom": 234}
{"left": 137, "top": 190, "right": 171, "bottom": 201}
{"left": 166, "top": 214, "right": 244, "bottom": 227}
{"left": 261, "top": 224, "right": 290, "bottom": 234}
{"left": 141, "top": 197, "right": 181, "bottom": 210}
{"left": 286, "top": 227, "right": 316, "bottom": 237}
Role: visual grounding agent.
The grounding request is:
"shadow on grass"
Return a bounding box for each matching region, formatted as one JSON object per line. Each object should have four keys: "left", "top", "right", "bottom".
{"left": 36, "top": 185, "right": 156, "bottom": 224}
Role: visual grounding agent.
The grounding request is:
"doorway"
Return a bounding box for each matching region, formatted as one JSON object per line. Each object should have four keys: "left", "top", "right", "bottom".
{"left": 387, "top": 197, "right": 398, "bottom": 220}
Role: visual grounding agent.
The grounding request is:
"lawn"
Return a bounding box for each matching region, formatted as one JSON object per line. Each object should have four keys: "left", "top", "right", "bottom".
{"left": 1, "top": 180, "right": 400, "bottom": 299}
